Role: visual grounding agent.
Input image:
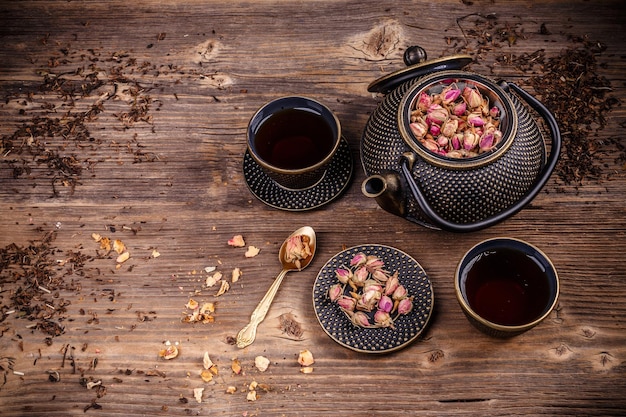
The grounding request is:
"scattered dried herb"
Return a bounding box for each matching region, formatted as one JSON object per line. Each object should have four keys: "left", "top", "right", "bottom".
{"left": 441, "top": 14, "right": 620, "bottom": 185}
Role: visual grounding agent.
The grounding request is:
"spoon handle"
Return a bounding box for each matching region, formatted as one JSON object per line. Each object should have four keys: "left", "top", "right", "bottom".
{"left": 236, "top": 269, "right": 289, "bottom": 348}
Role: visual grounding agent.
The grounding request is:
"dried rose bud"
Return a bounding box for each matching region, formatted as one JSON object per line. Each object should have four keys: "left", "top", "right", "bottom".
{"left": 374, "top": 310, "right": 394, "bottom": 328}
{"left": 392, "top": 284, "right": 407, "bottom": 300}
{"left": 351, "top": 266, "right": 368, "bottom": 287}
{"left": 441, "top": 86, "right": 461, "bottom": 105}
{"left": 351, "top": 311, "right": 371, "bottom": 327}
{"left": 467, "top": 112, "right": 485, "bottom": 127}
{"left": 409, "top": 120, "right": 428, "bottom": 139}
{"left": 337, "top": 295, "right": 357, "bottom": 312}
{"left": 398, "top": 297, "right": 414, "bottom": 315}
{"left": 429, "top": 123, "right": 441, "bottom": 136}
{"left": 489, "top": 106, "right": 500, "bottom": 118}
{"left": 384, "top": 272, "right": 400, "bottom": 296}
{"left": 441, "top": 118, "right": 458, "bottom": 138}
{"left": 451, "top": 133, "right": 462, "bottom": 150}
{"left": 365, "top": 256, "right": 384, "bottom": 272}
{"left": 378, "top": 295, "right": 393, "bottom": 313}
{"left": 479, "top": 132, "right": 495, "bottom": 152}
{"left": 416, "top": 92, "right": 432, "bottom": 110}
{"left": 437, "top": 135, "right": 449, "bottom": 147}
{"left": 422, "top": 139, "right": 439, "bottom": 153}
{"left": 453, "top": 101, "right": 467, "bottom": 117}
{"left": 357, "top": 289, "right": 381, "bottom": 312}
{"left": 426, "top": 104, "right": 448, "bottom": 125}
{"left": 350, "top": 252, "right": 367, "bottom": 267}
{"left": 463, "top": 86, "right": 483, "bottom": 109}
{"left": 372, "top": 269, "right": 389, "bottom": 282}
{"left": 463, "top": 130, "right": 479, "bottom": 151}
{"left": 335, "top": 268, "right": 352, "bottom": 284}
{"left": 363, "top": 280, "right": 383, "bottom": 294}
{"left": 328, "top": 283, "right": 343, "bottom": 302}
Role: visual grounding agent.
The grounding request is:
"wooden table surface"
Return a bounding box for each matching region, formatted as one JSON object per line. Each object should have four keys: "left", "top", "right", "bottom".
{"left": 1, "top": 1, "right": 625, "bottom": 416}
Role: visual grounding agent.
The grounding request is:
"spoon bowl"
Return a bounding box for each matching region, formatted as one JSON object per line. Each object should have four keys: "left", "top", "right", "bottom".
{"left": 236, "top": 226, "right": 316, "bottom": 348}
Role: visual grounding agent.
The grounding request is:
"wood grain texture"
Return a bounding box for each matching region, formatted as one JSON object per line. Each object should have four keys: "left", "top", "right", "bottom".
{"left": 1, "top": 1, "right": 625, "bottom": 416}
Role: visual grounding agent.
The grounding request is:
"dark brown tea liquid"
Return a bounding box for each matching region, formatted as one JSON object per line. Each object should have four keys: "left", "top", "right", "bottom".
{"left": 253, "top": 108, "right": 334, "bottom": 170}
{"left": 462, "top": 247, "right": 550, "bottom": 326}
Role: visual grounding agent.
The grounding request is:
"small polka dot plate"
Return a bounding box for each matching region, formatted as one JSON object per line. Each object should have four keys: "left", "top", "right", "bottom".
{"left": 243, "top": 136, "right": 353, "bottom": 211}
{"left": 313, "top": 244, "right": 434, "bottom": 353}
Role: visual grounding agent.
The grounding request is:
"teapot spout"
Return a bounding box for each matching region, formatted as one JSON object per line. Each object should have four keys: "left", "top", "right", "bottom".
{"left": 361, "top": 172, "right": 406, "bottom": 218}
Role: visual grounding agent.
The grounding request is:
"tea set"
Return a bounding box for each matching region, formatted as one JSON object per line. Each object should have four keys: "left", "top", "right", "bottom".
{"left": 239, "top": 46, "right": 561, "bottom": 352}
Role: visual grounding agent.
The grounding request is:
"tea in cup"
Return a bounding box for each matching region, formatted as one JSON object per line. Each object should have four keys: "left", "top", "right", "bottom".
{"left": 455, "top": 238, "right": 559, "bottom": 337}
{"left": 247, "top": 96, "right": 341, "bottom": 190}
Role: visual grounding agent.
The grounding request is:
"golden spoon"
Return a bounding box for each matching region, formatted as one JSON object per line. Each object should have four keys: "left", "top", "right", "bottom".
{"left": 236, "top": 226, "right": 316, "bottom": 348}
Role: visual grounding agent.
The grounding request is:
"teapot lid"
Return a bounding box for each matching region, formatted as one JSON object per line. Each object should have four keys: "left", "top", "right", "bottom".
{"left": 367, "top": 54, "right": 473, "bottom": 94}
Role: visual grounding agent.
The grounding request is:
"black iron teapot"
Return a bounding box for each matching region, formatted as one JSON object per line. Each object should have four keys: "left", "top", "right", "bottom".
{"left": 361, "top": 47, "right": 561, "bottom": 233}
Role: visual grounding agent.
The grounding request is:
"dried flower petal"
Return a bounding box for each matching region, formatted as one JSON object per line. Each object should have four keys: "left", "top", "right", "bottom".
{"left": 231, "top": 358, "right": 242, "bottom": 374}
{"left": 255, "top": 356, "right": 270, "bottom": 372}
{"left": 193, "top": 387, "right": 204, "bottom": 403}
{"left": 116, "top": 251, "right": 130, "bottom": 264}
{"left": 215, "top": 280, "right": 230, "bottom": 296}
{"left": 297, "top": 350, "right": 315, "bottom": 367}
{"left": 226, "top": 386, "right": 237, "bottom": 394}
{"left": 113, "top": 239, "right": 125, "bottom": 255}
{"left": 300, "top": 366, "right": 314, "bottom": 374}
{"left": 245, "top": 246, "right": 260, "bottom": 258}
{"left": 200, "top": 369, "right": 214, "bottom": 382}
{"left": 228, "top": 235, "right": 245, "bottom": 247}
{"left": 231, "top": 267, "right": 242, "bottom": 283}
{"left": 159, "top": 344, "right": 178, "bottom": 360}
{"left": 246, "top": 390, "right": 258, "bottom": 401}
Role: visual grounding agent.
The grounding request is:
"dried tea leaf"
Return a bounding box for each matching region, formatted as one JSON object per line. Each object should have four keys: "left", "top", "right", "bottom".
{"left": 297, "top": 350, "right": 314, "bottom": 367}
{"left": 255, "top": 356, "right": 270, "bottom": 372}
{"left": 278, "top": 312, "right": 303, "bottom": 339}
{"left": 245, "top": 246, "right": 260, "bottom": 258}
{"left": 228, "top": 235, "right": 245, "bottom": 247}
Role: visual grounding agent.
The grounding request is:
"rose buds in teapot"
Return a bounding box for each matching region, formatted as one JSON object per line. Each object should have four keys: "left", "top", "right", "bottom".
{"left": 409, "top": 82, "right": 503, "bottom": 158}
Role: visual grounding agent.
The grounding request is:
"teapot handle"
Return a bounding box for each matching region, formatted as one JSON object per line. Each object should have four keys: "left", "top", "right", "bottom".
{"left": 400, "top": 82, "right": 561, "bottom": 233}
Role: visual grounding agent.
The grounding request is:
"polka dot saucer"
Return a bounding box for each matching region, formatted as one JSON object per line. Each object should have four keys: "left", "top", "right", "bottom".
{"left": 243, "top": 137, "right": 353, "bottom": 211}
{"left": 313, "top": 244, "right": 434, "bottom": 353}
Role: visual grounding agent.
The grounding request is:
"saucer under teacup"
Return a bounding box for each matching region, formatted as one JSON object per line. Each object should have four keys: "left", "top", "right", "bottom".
{"left": 243, "top": 136, "right": 353, "bottom": 211}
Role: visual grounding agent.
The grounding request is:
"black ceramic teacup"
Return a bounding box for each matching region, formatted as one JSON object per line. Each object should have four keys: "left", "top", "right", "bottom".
{"left": 455, "top": 237, "right": 559, "bottom": 337}
{"left": 247, "top": 96, "right": 341, "bottom": 190}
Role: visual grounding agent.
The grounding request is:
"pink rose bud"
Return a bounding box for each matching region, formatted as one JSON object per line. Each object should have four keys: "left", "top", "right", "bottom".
{"left": 426, "top": 104, "right": 448, "bottom": 125}
{"left": 398, "top": 297, "right": 414, "bottom": 315}
{"left": 351, "top": 311, "right": 371, "bottom": 327}
{"left": 441, "top": 86, "right": 462, "bottom": 105}
{"left": 350, "top": 252, "right": 367, "bottom": 267}
{"left": 463, "top": 87, "right": 483, "bottom": 109}
{"left": 409, "top": 120, "right": 428, "bottom": 138}
{"left": 328, "top": 283, "right": 343, "bottom": 302}
{"left": 479, "top": 133, "right": 495, "bottom": 151}
{"left": 352, "top": 266, "right": 368, "bottom": 286}
{"left": 451, "top": 133, "right": 462, "bottom": 150}
{"left": 429, "top": 124, "right": 441, "bottom": 136}
{"left": 392, "top": 284, "right": 407, "bottom": 300}
{"left": 463, "top": 131, "right": 478, "bottom": 151}
{"left": 489, "top": 106, "right": 500, "bottom": 118}
{"left": 374, "top": 310, "right": 394, "bottom": 328}
{"left": 385, "top": 272, "right": 400, "bottom": 296}
{"left": 441, "top": 119, "right": 459, "bottom": 138}
{"left": 467, "top": 112, "right": 485, "bottom": 127}
{"left": 378, "top": 295, "right": 394, "bottom": 313}
{"left": 416, "top": 92, "right": 432, "bottom": 111}
{"left": 453, "top": 101, "right": 467, "bottom": 117}
{"left": 437, "top": 135, "right": 449, "bottom": 147}
{"left": 335, "top": 268, "right": 352, "bottom": 284}
{"left": 337, "top": 295, "right": 357, "bottom": 312}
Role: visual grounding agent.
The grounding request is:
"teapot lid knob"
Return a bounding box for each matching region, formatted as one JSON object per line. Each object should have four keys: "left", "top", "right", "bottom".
{"left": 403, "top": 46, "right": 427, "bottom": 66}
